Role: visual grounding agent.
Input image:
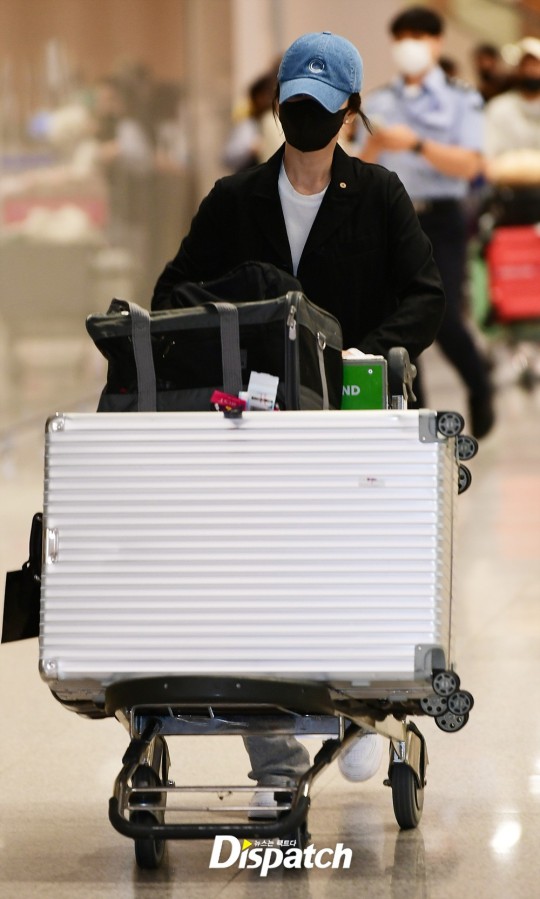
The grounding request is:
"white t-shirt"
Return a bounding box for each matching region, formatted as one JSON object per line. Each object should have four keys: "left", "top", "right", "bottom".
{"left": 278, "top": 162, "right": 327, "bottom": 275}
{"left": 485, "top": 90, "right": 540, "bottom": 157}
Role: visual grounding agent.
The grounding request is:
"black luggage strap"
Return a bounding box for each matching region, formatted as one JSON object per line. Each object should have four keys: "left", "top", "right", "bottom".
{"left": 208, "top": 301, "right": 243, "bottom": 397}
{"left": 122, "top": 301, "right": 157, "bottom": 412}
{"left": 118, "top": 299, "right": 243, "bottom": 410}
{"left": 316, "top": 331, "right": 330, "bottom": 411}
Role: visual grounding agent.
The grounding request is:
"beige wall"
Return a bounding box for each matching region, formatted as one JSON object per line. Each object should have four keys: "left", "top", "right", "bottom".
{"left": 0, "top": 0, "right": 188, "bottom": 83}
{"left": 184, "top": 0, "right": 233, "bottom": 196}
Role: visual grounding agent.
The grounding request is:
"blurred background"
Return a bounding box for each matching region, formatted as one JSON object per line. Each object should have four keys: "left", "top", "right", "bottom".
{"left": 0, "top": 0, "right": 539, "bottom": 458}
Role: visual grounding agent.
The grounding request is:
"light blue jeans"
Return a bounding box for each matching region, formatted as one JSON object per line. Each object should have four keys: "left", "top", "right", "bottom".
{"left": 243, "top": 735, "right": 311, "bottom": 786}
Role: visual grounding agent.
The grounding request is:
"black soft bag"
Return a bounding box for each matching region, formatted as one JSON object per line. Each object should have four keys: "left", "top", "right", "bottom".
{"left": 2, "top": 512, "right": 42, "bottom": 643}
{"left": 86, "top": 264, "right": 343, "bottom": 412}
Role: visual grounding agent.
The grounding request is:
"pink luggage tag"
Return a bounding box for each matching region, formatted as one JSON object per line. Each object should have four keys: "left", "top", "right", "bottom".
{"left": 210, "top": 390, "right": 246, "bottom": 413}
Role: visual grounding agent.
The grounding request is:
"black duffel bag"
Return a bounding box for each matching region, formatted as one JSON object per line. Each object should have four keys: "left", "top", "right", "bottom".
{"left": 86, "top": 277, "right": 343, "bottom": 413}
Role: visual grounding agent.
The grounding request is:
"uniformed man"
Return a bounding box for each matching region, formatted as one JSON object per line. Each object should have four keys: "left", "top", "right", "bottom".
{"left": 358, "top": 5, "right": 495, "bottom": 438}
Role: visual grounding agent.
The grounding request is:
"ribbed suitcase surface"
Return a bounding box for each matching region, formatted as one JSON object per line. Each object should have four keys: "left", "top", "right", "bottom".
{"left": 40, "top": 411, "right": 456, "bottom": 695}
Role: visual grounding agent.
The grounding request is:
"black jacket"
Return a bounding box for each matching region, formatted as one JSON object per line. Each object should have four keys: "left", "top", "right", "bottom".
{"left": 152, "top": 145, "right": 445, "bottom": 358}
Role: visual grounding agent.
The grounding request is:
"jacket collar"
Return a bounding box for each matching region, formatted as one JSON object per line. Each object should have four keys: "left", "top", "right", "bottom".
{"left": 250, "top": 144, "right": 363, "bottom": 268}
{"left": 252, "top": 142, "right": 363, "bottom": 197}
{"left": 393, "top": 65, "right": 446, "bottom": 99}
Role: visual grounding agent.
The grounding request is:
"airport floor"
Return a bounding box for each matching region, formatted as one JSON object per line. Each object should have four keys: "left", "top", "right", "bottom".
{"left": 1, "top": 335, "right": 540, "bottom": 899}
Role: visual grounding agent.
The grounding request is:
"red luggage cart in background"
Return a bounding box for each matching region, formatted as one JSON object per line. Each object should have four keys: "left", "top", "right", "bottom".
{"left": 486, "top": 224, "right": 540, "bottom": 322}
{"left": 481, "top": 188, "right": 540, "bottom": 389}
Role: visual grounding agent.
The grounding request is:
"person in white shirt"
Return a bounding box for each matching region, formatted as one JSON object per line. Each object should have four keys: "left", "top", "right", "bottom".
{"left": 485, "top": 37, "right": 540, "bottom": 185}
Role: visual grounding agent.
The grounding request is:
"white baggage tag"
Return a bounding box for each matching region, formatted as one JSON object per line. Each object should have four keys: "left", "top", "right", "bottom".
{"left": 245, "top": 371, "right": 279, "bottom": 411}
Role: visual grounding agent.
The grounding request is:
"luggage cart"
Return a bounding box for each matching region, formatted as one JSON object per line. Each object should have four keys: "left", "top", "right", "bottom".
{"left": 39, "top": 351, "right": 477, "bottom": 869}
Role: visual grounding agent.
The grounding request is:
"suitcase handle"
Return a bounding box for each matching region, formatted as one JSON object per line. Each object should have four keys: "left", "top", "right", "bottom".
{"left": 387, "top": 346, "right": 417, "bottom": 407}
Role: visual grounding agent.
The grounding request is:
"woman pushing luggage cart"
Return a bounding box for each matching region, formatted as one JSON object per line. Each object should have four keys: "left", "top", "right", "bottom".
{"left": 34, "top": 31, "right": 476, "bottom": 869}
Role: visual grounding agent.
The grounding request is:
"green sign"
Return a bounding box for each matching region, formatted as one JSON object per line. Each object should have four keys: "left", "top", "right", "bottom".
{"left": 341, "top": 359, "right": 387, "bottom": 410}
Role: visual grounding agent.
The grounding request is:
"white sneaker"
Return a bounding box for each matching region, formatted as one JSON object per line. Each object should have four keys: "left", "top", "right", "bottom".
{"left": 338, "top": 732, "right": 385, "bottom": 783}
{"left": 248, "top": 790, "right": 279, "bottom": 820}
{"left": 248, "top": 783, "right": 294, "bottom": 820}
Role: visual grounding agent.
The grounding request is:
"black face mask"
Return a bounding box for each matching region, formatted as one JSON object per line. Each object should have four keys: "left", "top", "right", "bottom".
{"left": 278, "top": 99, "right": 347, "bottom": 152}
{"left": 518, "top": 76, "right": 540, "bottom": 95}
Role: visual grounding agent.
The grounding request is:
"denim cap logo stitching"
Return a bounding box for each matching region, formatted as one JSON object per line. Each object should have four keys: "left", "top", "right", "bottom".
{"left": 308, "top": 58, "right": 325, "bottom": 74}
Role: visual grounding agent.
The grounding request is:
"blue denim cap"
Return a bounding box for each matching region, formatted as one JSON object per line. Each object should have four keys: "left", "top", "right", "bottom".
{"left": 278, "top": 31, "right": 363, "bottom": 112}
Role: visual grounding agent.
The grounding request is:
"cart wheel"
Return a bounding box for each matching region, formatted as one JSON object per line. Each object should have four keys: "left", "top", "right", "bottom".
{"left": 391, "top": 763, "right": 424, "bottom": 830}
{"left": 420, "top": 694, "right": 448, "bottom": 717}
{"left": 131, "top": 810, "right": 166, "bottom": 869}
{"left": 458, "top": 464, "right": 472, "bottom": 494}
{"left": 435, "top": 711, "right": 469, "bottom": 733}
{"left": 457, "top": 434, "right": 479, "bottom": 462}
{"left": 284, "top": 820, "right": 310, "bottom": 853}
{"left": 447, "top": 690, "right": 474, "bottom": 716}
{"left": 131, "top": 765, "right": 166, "bottom": 869}
{"left": 437, "top": 411, "right": 465, "bottom": 438}
{"left": 277, "top": 796, "right": 310, "bottom": 863}
{"left": 432, "top": 670, "right": 460, "bottom": 697}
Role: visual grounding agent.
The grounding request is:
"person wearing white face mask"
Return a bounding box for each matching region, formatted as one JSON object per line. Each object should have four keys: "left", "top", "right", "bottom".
{"left": 358, "top": 5, "right": 495, "bottom": 440}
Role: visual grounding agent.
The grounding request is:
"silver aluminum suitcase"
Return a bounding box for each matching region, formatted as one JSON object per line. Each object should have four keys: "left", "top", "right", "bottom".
{"left": 40, "top": 409, "right": 457, "bottom": 708}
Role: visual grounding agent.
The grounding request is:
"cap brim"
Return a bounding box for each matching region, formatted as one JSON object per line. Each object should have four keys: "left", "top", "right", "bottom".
{"left": 279, "top": 77, "right": 349, "bottom": 113}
